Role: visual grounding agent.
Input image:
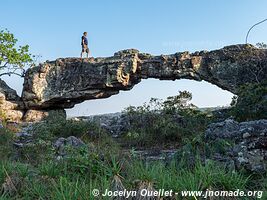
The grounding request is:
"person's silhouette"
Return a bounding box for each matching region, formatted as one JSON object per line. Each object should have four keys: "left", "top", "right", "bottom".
{"left": 80, "top": 32, "right": 90, "bottom": 58}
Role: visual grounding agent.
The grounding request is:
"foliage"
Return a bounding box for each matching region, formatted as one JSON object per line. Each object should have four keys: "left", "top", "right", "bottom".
{"left": 122, "top": 91, "right": 212, "bottom": 147}
{"left": 15, "top": 114, "right": 118, "bottom": 166}
{"left": 125, "top": 159, "right": 249, "bottom": 193}
{"left": 0, "top": 128, "right": 14, "bottom": 160}
{"left": 256, "top": 42, "right": 267, "bottom": 49}
{"left": 33, "top": 114, "right": 94, "bottom": 139}
{"left": 0, "top": 29, "right": 33, "bottom": 77}
{"left": 231, "top": 82, "right": 267, "bottom": 121}
{"left": 163, "top": 90, "right": 196, "bottom": 113}
{"left": 0, "top": 149, "right": 256, "bottom": 200}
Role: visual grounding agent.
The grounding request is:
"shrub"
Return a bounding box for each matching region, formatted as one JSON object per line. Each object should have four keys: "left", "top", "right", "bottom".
{"left": 38, "top": 115, "right": 92, "bottom": 138}
{"left": 122, "top": 91, "right": 212, "bottom": 147}
{"left": 231, "top": 82, "right": 267, "bottom": 121}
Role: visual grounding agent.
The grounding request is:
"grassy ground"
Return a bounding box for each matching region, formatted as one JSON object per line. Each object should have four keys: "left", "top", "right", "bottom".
{"left": 0, "top": 115, "right": 266, "bottom": 200}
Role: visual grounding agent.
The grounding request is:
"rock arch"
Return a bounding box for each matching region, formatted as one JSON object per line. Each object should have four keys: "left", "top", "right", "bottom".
{"left": 22, "top": 44, "right": 267, "bottom": 110}
{"left": 1, "top": 44, "right": 266, "bottom": 121}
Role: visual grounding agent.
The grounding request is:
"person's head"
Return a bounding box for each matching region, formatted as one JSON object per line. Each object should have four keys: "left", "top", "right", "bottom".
{"left": 83, "top": 32, "right": 87, "bottom": 36}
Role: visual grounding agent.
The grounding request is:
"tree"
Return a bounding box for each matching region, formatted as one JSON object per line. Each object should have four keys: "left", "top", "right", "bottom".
{"left": 163, "top": 90, "right": 196, "bottom": 112}
{"left": 0, "top": 29, "right": 33, "bottom": 77}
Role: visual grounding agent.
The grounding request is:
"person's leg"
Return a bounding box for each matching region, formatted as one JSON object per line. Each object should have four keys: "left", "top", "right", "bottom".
{"left": 81, "top": 46, "right": 86, "bottom": 58}
{"left": 86, "top": 48, "right": 89, "bottom": 58}
{"left": 81, "top": 48, "right": 83, "bottom": 58}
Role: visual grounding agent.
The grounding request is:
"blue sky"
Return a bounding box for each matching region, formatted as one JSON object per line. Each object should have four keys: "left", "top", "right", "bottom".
{"left": 1, "top": 0, "right": 267, "bottom": 116}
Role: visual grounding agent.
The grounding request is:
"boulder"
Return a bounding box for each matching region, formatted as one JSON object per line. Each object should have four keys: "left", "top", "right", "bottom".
{"left": 205, "top": 119, "right": 267, "bottom": 173}
{"left": 0, "top": 79, "right": 24, "bottom": 122}
{"left": 53, "top": 136, "right": 85, "bottom": 157}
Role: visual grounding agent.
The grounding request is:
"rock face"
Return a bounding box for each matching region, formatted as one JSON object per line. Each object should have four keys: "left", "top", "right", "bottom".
{"left": 205, "top": 119, "right": 267, "bottom": 173}
{"left": 0, "top": 79, "right": 66, "bottom": 122}
{"left": 22, "top": 44, "right": 267, "bottom": 110}
{"left": 0, "top": 79, "right": 24, "bottom": 121}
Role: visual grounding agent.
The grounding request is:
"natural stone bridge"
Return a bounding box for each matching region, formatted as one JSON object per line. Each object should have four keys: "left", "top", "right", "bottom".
{"left": 1, "top": 44, "right": 266, "bottom": 121}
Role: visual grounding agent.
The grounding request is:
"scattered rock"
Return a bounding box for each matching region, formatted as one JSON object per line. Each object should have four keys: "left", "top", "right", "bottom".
{"left": 13, "top": 142, "right": 24, "bottom": 148}
{"left": 16, "top": 132, "right": 32, "bottom": 138}
{"left": 66, "top": 136, "right": 85, "bottom": 147}
{"left": 12, "top": 123, "right": 34, "bottom": 149}
{"left": 53, "top": 136, "right": 85, "bottom": 157}
{"left": 205, "top": 119, "right": 241, "bottom": 140}
{"left": 54, "top": 136, "right": 85, "bottom": 148}
{"left": 205, "top": 119, "right": 267, "bottom": 173}
{"left": 79, "top": 112, "right": 128, "bottom": 137}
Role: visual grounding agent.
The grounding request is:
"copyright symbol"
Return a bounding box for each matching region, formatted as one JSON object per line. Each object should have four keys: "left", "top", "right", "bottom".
{"left": 92, "top": 189, "right": 100, "bottom": 196}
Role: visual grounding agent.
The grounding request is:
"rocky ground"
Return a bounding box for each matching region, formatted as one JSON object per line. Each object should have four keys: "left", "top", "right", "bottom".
{"left": 7, "top": 112, "right": 266, "bottom": 174}
{"left": 84, "top": 113, "right": 267, "bottom": 174}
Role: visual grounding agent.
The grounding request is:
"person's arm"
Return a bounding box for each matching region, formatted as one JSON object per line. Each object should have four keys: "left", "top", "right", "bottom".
{"left": 82, "top": 36, "right": 85, "bottom": 46}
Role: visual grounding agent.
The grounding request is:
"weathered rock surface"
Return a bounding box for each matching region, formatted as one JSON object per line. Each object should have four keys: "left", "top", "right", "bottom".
{"left": 22, "top": 44, "right": 267, "bottom": 110}
{"left": 0, "top": 79, "right": 66, "bottom": 122}
{"left": 205, "top": 119, "right": 267, "bottom": 173}
{"left": 0, "top": 79, "right": 24, "bottom": 121}
{"left": 53, "top": 136, "right": 85, "bottom": 158}
{"left": 22, "top": 109, "right": 66, "bottom": 122}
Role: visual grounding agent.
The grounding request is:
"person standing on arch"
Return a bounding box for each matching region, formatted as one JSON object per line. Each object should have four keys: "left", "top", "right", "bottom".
{"left": 80, "top": 32, "right": 90, "bottom": 58}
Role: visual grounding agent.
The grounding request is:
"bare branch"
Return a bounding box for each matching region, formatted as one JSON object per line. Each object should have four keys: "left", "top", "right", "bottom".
{"left": 0, "top": 72, "right": 24, "bottom": 77}
{"left": 246, "top": 18, "right": 267, "bottom": 44}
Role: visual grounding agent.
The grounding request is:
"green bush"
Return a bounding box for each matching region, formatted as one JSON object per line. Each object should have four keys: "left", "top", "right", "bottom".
{"left": 35, "top": 114, "right": 93, "bottom": 138}
{"left": 231, "top": 82, "right": 267, "bottom": 121}
{"left": 122, "top": 91, "right": 212, "bottom": 147}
